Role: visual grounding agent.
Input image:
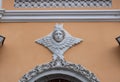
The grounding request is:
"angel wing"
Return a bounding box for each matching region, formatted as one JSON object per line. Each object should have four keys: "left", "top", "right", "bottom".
{"left": 35, "top": 36, "right": 53, "bottom": 48}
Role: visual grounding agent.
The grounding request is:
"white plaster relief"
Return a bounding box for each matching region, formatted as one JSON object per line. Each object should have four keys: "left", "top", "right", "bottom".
{"left": 19, "top": 57, "right": 100, "bottom": 82}
{"left": 19, "top": 24, "right": 100, "bottom": 82}
{"left": 35, "top": 24, "right": 83, "bottom": 60}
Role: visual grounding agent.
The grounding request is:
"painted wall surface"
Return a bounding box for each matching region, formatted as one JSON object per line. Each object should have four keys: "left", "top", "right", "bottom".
{"left": 2, "top": 0, "right": 120, "bottom": 10}
{"left": 0, "top": 0, "right": 120, "bottom": 82}
{"left": 0, "top": 23, "right": 120, "bottom": 82}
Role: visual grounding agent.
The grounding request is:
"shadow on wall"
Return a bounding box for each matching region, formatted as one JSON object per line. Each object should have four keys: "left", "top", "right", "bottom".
{"left": 112, "top": 46, "right": 120, "bottom": 63}
{"left": 115, "top": 46, "right": 120, "bottom": 53}
{"left": 115, "top": 46, "right": 120, "bottom": 56}
{"left": 0, "top": 45, "right": 6, "bottom": 61}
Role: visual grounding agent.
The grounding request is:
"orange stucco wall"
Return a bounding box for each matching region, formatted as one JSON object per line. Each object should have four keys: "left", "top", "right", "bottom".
{"left": 0, "top": 0, "right": 120, "bottom": 82}
{"left": 0, "top": 22, "right": 120, "bottom": 82}
{"left": 2, "top": 0, "right": 120, "bottom": 10}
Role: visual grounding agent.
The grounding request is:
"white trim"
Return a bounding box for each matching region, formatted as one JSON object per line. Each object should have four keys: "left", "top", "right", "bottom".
{"left": 0, "top": 10, "right": 120, "bottom": 22}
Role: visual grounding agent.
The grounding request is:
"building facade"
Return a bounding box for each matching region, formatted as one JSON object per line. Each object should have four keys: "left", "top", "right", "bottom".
{"left": 0, "top": 0, "right": 120, "bottom": 82}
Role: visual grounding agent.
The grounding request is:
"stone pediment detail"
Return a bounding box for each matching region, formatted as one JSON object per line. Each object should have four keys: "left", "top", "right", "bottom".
{"left": 19, "top": 57, "right": 99, "bottom": 82}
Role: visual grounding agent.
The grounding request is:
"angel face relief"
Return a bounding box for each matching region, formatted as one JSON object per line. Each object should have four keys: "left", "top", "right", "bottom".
{"left": 52, "top": 30, "right": 65, "bottom": 43}
{"left": 35, "top": 24, "right": 83, "bottom": 60}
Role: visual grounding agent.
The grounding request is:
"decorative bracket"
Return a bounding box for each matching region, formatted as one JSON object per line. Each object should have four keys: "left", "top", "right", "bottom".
{"left": 0, "top": 9, "right": 5, "bottom": 21}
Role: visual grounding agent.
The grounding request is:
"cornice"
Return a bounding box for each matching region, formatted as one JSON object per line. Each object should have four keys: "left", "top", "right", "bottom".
{"left": 0, "top": 10, "right": 120, "bottom": 22}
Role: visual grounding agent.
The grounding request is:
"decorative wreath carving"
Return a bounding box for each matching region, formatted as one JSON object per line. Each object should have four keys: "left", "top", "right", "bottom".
{"left": 19, "top": 57, "right": 99, "bottom": 82}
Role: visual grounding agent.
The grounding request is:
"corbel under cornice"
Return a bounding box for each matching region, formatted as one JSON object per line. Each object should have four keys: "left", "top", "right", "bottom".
{"left": 0, "top": 10, "right": 120, "bottom": 22}
{"left": 0, "top": 9, "right": 5, "bottom": 19}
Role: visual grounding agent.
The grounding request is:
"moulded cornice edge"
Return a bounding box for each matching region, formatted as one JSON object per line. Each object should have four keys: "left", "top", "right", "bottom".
{"left": 0, "top": 10, "right": 120, "bottom": 22}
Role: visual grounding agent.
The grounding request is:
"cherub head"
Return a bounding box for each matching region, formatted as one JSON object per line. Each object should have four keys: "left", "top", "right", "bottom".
{"left": 52, "top": 24, "right": 65, "bottom": 43}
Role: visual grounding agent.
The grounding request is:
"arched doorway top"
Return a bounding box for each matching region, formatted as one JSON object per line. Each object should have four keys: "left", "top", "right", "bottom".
{"left": 19, "top": 58, "right": 100, "bottom": 82}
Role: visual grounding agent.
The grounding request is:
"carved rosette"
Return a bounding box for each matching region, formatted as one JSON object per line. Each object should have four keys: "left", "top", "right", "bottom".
{"left": 19, "top": 57, "right": 99, "bottom": 82}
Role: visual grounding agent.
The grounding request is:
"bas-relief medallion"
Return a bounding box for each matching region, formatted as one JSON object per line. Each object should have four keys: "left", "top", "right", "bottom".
{"left": 35, "top": 24, "right": 83, "bottom": 60}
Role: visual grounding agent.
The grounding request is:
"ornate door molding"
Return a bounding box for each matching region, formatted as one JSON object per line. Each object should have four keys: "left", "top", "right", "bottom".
{"left": 19, "top": 58, "right": 99, "bottom": 82}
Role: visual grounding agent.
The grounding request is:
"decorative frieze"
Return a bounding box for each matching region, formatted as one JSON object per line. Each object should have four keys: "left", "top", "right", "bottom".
{"left": 14, "top": 0, "right": 112, "bottom": 8}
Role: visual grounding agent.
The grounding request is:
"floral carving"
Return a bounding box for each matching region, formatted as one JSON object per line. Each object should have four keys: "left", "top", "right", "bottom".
{"left": 19, "top": 57, "right": 99, "bottom": 82}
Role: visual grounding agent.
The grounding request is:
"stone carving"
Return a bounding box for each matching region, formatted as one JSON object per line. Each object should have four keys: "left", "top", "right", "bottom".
{"left": 19, "top": 57, "right": 100, "bottom": 82}
{"left": 35, "top": 24, "right": 83, "bottom": 60}
{"left": 19, "top": 24, "right": 100, "bottom": 82}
